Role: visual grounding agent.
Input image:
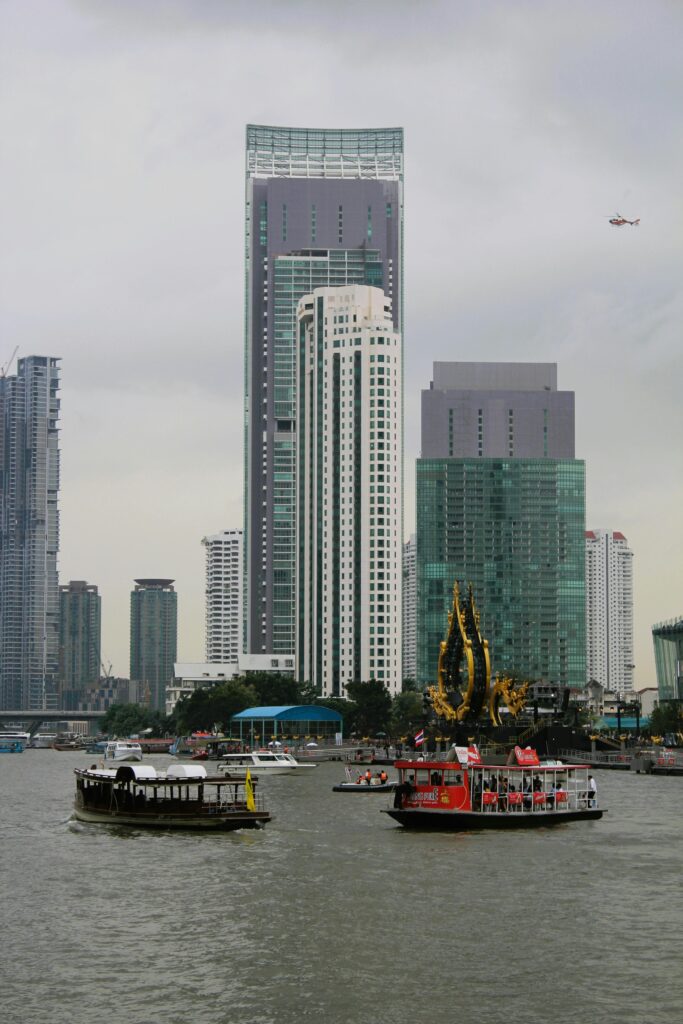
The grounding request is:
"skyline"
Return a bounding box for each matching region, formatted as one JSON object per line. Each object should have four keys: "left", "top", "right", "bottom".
{"left": 1, "top": 1, "right": 681, "bottom": 685}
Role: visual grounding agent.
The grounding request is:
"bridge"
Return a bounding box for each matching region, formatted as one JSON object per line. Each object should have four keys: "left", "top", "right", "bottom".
{"left": 0, "top": 709, "right": 104, "bottom": 737}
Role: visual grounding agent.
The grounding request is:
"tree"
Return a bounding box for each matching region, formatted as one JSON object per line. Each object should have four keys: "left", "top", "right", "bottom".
{"left": 99, "top": 703, "right": 170, "bottom": 738}
{"left": 648, "top": 701, "right": 683, "bottom": 737}
{"left": 174, "top": 680, "right": 258, "bottom": 734}
{"left": 391, "top": 691, "right": 425, "bottom": 738}
{"left": 345, "top": 680, "right": 392, "bottom": 737}
{"left": 243, "top": 672, "right": 304, "bottom": 707}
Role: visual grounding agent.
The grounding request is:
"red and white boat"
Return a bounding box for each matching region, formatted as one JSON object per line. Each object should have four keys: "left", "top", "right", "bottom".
{"left": 383, "top": 745, "right": 604, "bottom": 830}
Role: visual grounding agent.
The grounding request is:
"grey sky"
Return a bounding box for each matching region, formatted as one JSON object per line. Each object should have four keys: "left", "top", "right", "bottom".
{"left": 1, "top": 0, "right": 681, "bottom": 682}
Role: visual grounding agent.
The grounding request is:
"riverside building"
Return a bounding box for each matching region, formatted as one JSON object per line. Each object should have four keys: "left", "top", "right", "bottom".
{"left": 585, "top": 530, "right": 634, "bottom": 695}
{"left": 403, "top": 534, "right": 417, "bottom": 682}
{"left": 416, "top": 362, "right": 585, "bottom": 689}
{"left": 296, "top": 285, "right": 402, "bottom": 696}
{"left": 59, "top": 581, "right": 102, "bottom": 710}
{"left": 243, "top": 125, "right": 403, "bottom": 662}
{"left": 130, "top": 579, "right": 178, "bottom": 712}
{"left": 202, "top": 529, "right": 243, "bottom": 663}
{"left": 0, "top": 356, "right": 61, "bottom": 710}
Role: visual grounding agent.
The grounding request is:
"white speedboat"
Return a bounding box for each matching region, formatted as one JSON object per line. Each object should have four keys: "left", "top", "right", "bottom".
{"left": 103, "top": 741, "right": 143, "bottom": 763}
{"left": 216, "top": 750, "right": 317, "bottom": 776}
{"left": 30, "top": 733, "right": 58, "bottom": 748}
{"left": 0, "top": 731, "right": 29, "bottom": 753}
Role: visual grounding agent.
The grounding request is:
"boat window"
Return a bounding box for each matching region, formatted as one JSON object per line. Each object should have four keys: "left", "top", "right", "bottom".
{"left": 443, "top": 770, "right": 463, "bottom": 786}
{"left": 430, "top": 770, "right": 442, "bottom": 785}
{"left": 415, "top": 769, "right": 432, "bottom": 785}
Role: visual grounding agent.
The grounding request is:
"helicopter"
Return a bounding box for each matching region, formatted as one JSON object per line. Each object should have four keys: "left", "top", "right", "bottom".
{"left": 608, "top": 213, "right": 640, "bottom": 227}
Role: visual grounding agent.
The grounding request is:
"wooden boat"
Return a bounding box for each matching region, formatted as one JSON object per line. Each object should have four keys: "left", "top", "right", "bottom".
{"left": 383, "top": 745, "right": 604, "bottom": 830}
{"left": 73, "top": 764, "right": 271, "bottom": 831}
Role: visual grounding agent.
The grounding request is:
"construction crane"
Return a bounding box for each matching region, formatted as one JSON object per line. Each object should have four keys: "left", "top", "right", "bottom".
{"left": 1, "top": 346, "right": 19, "bottom": 379}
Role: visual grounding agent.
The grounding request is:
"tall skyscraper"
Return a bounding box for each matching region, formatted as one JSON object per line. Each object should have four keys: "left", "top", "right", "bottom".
{"left": 651, "top": 616, "right": 683, "bottom": 702}
{"left": 202, "top": 529, "right": 243, "bottom": 663}
{"left": 59, "top": 581, "right": 102, "bottom": 710}
{"left": 585, "top": 530, "right": 634, "bottom": 694}
{"left": 416, "top": 362, "right": 585, "bottom": 689}
{"left": 130, "top": 579, "right": 177, "bottom": 712}
{"left": 244, "top": 125, "right": 403, "bottom": 660}
{"left": 0, "top": 356, "right": 61, "bottom": 710}
{"left": 296, "top": 285, "right": 403, "bottom": 695}
{"left": 403, "top": 534, "right": 417, "bottom": 682}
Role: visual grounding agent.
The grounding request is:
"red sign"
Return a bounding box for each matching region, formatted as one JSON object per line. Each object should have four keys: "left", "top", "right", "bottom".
{"left": 514, "top": 745, "right": 540, "bottom": 766}
{"left": 467, "top": 744, "right": 481, "bottom": 765}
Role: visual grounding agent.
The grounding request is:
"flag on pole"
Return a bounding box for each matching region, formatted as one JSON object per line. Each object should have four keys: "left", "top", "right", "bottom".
{"left": 414, "top": 729, "right": 425, "bottom": 748}
{"left": 245, "top": 769, "right": 256, "bottom": 812}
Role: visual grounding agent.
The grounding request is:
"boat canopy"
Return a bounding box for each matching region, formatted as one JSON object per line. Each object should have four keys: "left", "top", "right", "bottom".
{"left": 166, "top": 764, "right": 208, "bottom": 779}
{"left": 115, "top": 765, "right": 158, "bottom": 782}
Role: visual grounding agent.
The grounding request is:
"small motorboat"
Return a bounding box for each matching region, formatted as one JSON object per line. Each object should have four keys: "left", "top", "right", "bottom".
{"left": 333, "top": 767, "right": 396, "bottom": 793}
{"left": 103, "top": 740, "right": 143, "bottom": 763}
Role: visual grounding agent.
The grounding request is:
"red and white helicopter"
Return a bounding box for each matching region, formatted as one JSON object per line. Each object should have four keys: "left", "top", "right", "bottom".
{"left": 608, "top": 213, "right": 640, "bottom": 227}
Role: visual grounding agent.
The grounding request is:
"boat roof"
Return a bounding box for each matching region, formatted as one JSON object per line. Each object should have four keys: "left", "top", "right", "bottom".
{"left": 166, "top": 764, "right": 207, "bottom": 779}
{"left": 395, "top": 759, "right": 585, "bottom": 771}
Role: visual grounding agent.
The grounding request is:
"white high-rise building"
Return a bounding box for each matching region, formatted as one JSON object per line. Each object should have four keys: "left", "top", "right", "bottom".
{"left": 296, "top": 285, "right": 403, "bottom": 696}
{"left": 585, "top": 530, "right": 634, "bottom": 695}
{"left": 403, "top": 534, "right": 416, "bottom": 682}
{"left": 202, "top": 530, "right": 243, "bottom": 663}
{"left": 0, "top": 356, "right": 61, "bottom": 710}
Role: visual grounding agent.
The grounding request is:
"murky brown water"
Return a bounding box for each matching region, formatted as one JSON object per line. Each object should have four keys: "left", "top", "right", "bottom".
{"left": 1, "top": 751, "right": 681, "bottom": 1024}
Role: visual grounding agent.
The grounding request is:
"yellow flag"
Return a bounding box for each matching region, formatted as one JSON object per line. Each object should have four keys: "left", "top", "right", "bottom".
{"left": 245, "top": 769, "right": 256, "bottom": 812}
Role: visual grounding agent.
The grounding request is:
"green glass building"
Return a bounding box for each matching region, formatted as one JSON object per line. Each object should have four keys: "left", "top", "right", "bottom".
{"left": 130, "top": 579, "right": 177, "bottom": 712}
{"left": 652, "top": 617, "right": 683, "bottom": 701}
{"left": 416, "top": 459, "right": 586, "bottom": 688}
{"left": 416, "top": 362, "right": 585, "bottom": 689}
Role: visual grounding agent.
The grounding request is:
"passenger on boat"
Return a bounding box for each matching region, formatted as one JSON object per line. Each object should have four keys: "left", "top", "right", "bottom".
{"left": 380, "top": 770, "right": 388, "bottom": 784}
{"left": 365, "top": 769, "right": 372, "bottom": 783}
{"left": 393, "top": 775, "right": 414, "bottom": 808}
{"left": 588, "top": 775, "right": 597, "bottom": 807}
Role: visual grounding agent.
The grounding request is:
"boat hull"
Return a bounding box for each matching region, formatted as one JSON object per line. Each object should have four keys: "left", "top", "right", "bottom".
{"left": 333, "top": 783, "right": 396, "bottom": 793}
{"left": 73, "top": 805, "right": 270, "bottom": 831}
{"left": 383, "top": 807, "right": 604, "bottom": 830}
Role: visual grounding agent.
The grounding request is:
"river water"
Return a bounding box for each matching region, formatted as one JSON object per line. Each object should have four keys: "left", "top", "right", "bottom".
{"left": 1, "top": 751, "right": 681, "bottom": 1024}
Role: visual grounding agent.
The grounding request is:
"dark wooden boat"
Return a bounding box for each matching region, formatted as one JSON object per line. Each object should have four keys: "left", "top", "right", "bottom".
{"left": 73, "top": 763, "right": 270, "bottom": 831}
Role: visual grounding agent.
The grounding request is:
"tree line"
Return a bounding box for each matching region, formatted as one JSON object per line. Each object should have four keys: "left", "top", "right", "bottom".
{"left": 99, "top": 675, "right": 426, "bottom": 741}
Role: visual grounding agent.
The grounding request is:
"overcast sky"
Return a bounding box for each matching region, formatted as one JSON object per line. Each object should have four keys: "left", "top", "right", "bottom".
{"left": 1, "top": 0, "right": 681, "bottom": 683}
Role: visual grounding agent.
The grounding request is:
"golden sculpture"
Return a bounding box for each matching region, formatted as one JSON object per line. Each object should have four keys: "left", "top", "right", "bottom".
{"left": 427, "top": 581, "right": 528, "bottom": 726}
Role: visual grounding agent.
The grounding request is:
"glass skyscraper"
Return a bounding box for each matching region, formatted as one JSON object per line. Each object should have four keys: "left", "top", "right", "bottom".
{"left": 59, "top": 581, "right": 102, "bottom": 710}
{"left": 416, "top": 363, "right": 586, "bottom": 689}
{"left": 130, "top": 579, "right": 178, "bottom": 712}
{"left": 0, "top": 356, "right": 61, "bottom": 710}
{"left": 244, "top": 125, "right": 403, "bottom": 659}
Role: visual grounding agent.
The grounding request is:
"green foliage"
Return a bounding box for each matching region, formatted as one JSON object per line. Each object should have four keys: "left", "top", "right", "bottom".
{"left": 244, "top": 672, "right": 305, "bottom": 707}
{"left": 99, "top": 703, "right": 170, "bottom": 738}
{"left": 391, "top": 691, "right": 425, "bottom": 737}
{"left": 648, "top": 701, "right": 683, "bottom": 736}
{"left": 174, "top": 680, "right": 258, "bottom": 735}
{"left": 345, "top": 680, "right": 392, "bottom": 736}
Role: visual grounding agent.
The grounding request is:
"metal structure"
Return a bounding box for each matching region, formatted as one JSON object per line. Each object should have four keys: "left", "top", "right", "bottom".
{"left": 427, "top": 581, "right": 529, "bottom": 727}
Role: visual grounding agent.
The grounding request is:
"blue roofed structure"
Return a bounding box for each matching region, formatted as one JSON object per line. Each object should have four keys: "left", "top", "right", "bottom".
{"left": 231, "top": 704, "right": 343, "bottom": 744}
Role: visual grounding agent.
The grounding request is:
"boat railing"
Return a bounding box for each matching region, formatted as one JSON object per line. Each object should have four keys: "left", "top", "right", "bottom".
{"left": 558, "top": 747, "right": 632, "bottom": 766}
